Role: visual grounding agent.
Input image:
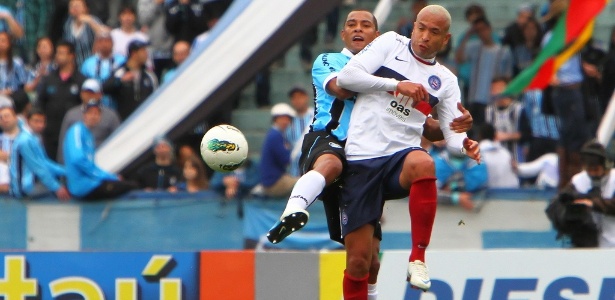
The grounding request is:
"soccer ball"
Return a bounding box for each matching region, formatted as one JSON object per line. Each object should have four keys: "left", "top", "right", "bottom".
{"left": 200, "top": 124, "right": 248, "bottom": 172}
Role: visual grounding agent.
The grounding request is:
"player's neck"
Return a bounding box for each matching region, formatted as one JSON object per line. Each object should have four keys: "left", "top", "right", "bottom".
{"left": 409, "top": 45, "right": 436, "bottom": 64}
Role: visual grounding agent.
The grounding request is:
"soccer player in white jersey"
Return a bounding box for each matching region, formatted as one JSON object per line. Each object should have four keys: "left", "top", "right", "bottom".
{"left": 336, "top": 5, "right": 480, "bottom": 296}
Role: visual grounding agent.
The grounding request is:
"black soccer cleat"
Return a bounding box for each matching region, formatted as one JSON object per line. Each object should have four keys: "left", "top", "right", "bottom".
{"left": 266, "top": 210, "right": 309, "bottom": 244}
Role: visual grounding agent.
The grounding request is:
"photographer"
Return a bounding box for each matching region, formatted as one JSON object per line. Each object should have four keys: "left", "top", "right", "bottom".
{"left": 547, "top": 140, "right": 615, "bottom": 247}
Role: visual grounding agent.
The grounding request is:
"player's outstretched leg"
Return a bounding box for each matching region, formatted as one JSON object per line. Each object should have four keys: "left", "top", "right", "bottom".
{"left": 267, "top": 170, "right": 326, "bottom": 243}
{"left": 407, "top": 176, "right": 437, "bottom": 292}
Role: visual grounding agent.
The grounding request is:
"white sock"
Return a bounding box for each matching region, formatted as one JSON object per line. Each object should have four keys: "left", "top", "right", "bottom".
{"left": 283, "top": 170, "right": 326, "bottom": 212}
{"left": 368, "top": 283, "right": 378, "bottom": 300}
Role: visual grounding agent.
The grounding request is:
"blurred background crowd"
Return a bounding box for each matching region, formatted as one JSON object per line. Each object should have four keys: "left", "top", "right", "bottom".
{"left": 0, "top": 0, "right": 613, "bottom": 208}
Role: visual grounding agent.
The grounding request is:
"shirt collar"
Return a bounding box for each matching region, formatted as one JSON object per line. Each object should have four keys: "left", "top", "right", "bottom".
{"left": 341, "top": 48, "right": 354, "bottom": 58}
{"left": 408, "top": 42, "right": 436, "bottom": 65}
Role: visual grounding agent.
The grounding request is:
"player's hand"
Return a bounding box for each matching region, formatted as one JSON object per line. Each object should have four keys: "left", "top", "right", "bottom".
{"left": 395, "top": 80, "right": 429, "bottom": 103}
{"left": 450, "top": 102, "right": 473, "bottom": 133}
{"left": 395, "top": 80, "right": 432, "bottom": 115}
{"left": 56, "top": 186, "right": 71, "bottom": 202}
{"left": 463, "top": 137, "right": 481, "bottom": 164}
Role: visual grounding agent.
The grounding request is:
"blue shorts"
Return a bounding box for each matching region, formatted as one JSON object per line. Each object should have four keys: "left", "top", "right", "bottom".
{"left": 340, "top": 147, "right": 425, "bottom": 237}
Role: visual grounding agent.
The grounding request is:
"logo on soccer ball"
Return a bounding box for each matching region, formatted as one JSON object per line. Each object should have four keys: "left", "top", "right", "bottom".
{"left": 207, "top": 138, "right": 238, "bottom": 152}
{"left": 428, "top": 75, "right": 441, "bottom": 91}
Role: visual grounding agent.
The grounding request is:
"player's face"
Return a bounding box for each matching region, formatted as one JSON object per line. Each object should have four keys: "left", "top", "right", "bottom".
{"left": 411, "top": 11, "right": 451, "bottom": 59}
{"left": 341, "top": 11, "right": 379, "bottom": 54}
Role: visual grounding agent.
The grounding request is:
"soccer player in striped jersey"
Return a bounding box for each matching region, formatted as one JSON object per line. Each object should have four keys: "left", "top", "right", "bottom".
{"left": 336, "top": 5, "right": 480, "bottom": 295}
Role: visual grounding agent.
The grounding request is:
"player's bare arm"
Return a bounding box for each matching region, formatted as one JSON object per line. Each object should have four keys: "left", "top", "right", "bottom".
{"left": 326, "top": 78, "right": 356, "bottom": 100}
{"left": 422, "top": 102, "right": 473, "bottom": 142}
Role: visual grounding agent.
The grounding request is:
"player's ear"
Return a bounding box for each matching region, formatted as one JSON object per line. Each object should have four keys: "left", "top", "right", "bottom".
{"left": 443, "top": 33, "right": 451, "bottom": 46}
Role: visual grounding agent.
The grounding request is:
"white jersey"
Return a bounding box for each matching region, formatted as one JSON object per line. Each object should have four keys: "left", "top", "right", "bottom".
{"left": 571, "top": 169, "right": 615, "bottom": 248}
{"left": 337, "top": 31, "right": 466, "bottom": 160}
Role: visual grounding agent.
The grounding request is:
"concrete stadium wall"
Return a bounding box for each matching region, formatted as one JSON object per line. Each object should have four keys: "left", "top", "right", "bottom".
{"left": 0, "top": 189, "right": 561, "bottom": 252}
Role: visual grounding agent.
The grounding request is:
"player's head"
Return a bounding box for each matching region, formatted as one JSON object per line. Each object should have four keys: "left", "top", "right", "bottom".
{"left": 411, "top": 5, "right": 451, "bottom": 59}
{"left": 341, "top": 10, "right": 380, "bottom": 54}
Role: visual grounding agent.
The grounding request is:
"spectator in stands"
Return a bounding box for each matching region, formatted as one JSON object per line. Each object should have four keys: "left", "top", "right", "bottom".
{"left": 80, "top": 32, "right": 126, "bottom": 109}
{"left": 436, "top": 35, "right": 456, "bottom": 74}
{"left": 37, "top": 40, "right": 85, "bottom": 162}
{"left": 25, "top": 37, "right": 55, "bottom": 93}
{"left": 165, "top": 0, "right": 207, "bottom": 45}
{"left": 455, "top": 4, "right": 492, "bottom": 102}
{"left": 62, "top": 0, "right": 110, "bottom": 66}
{"left": 25, "top": 107, "right": 46, "bottom": 141}
{"left": 211, "top": 158, "right": 259, "bottom": 201}
{"left": 135, "top": 136, "right": 182, "bottom": 192}
{"left": 478, "top": 123, "right": 520, "bottom": 189}
{"left": 0, "top": 5, "right": 23, "bottom": 39}
{"left": 259, "top": 103, "right": 298, "bottom": 197}
{"left": 9, "top": 105, "right": 70, "bottom": 200}
{"left": 511, "top": 17, "right": 543, "bottom": 77}
{"left": 162, "top": 40, "right": 190, "bottom": 83}
{"left": 11, "top": 89, "right": 31, "bottom": 130}
{"left": 0, "top": 32, "right": 29, "bottom": 96}
{"left": 502, "top": 4, "right": 535, "bottom": 64}
{"left": 57, "top": 79, "right": 121, "bottom": 162}
{"left": 485, "top": 78, "right": 527, "bottom": 162}
{"left": 138, "top": 0, "right": 174, "bottom": 80}
{"left": 396, "top": 0, "right": 427, "bottom": 38}
{"left": 176, "top": 154, "right": 208, "bottom": 192}
{"left": 0, "top": 96, "right": 16, "bottom": 193}
{"left": 456, "top": 17, "right": 512, "bottom": 128}
{"left": 517, "top": 152, "right": 559, "bottom": 190}
{"left": 2, "top": 0, "right": 51, "bottom": 64}
{"left": 63, "top": 99, "right": 136, "bottom": 200}
{"left": 601, "top": 26, "right": 615, "bottom": 110}
{"left": 431, "top": 139, "right": 488, "bottom": 211}
{"left": 568, "top": 140, "right": 615, "bottom": 248}
{"left": 542, "top": 0, "right": 588, "bottom": 189}
{"left": 111, "top": 5, "right": 149, "bottom": 57}
{"left": 580, "top": 41, "right": 607, "bottom": 135}
{"left": 177, "top": 143, "right": 197, "bottom": 169}
{"left": 103, "top": 39, "right": 158, "bottom": 120}
{"left": 547, "top": 140, "right": 614, "bottom": 248}
{"left": 521, "top": 89, "right": 560, "bottom": 162}
{"left": 285, "top": 85, "right": 313, "bottom": 177}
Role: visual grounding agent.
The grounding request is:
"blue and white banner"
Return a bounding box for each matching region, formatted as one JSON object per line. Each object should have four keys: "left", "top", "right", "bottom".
{"left": 0, "top": 252, "right": 198, "bottom": 299}
{"left": 378, "top": 249, "right": 615, "bottom": 300}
